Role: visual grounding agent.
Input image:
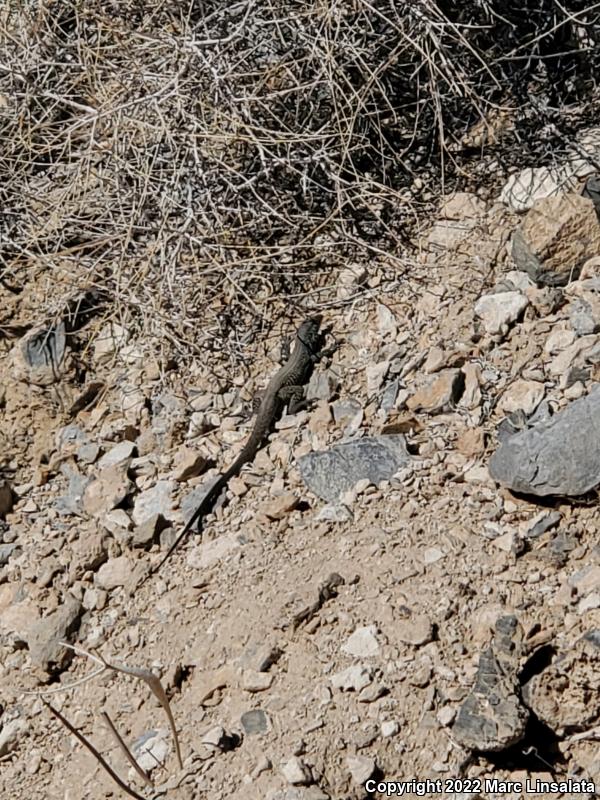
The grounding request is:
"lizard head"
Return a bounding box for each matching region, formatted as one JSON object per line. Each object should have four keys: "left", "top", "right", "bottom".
{"left": 296, "top": 315, "right": 322, "bottom": 349}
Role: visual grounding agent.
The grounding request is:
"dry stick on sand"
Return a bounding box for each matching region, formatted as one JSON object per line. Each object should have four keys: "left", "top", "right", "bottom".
{"left": 42, "top": 699, "right": 147, "bottom": 800}
{"left": 32, "top": 642, "right": 183, "bottom": 798}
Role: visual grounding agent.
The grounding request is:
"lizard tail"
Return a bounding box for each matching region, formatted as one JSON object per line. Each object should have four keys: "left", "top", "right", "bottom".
{"left": 151, "top": 449, "right": 255, "bottom": 574}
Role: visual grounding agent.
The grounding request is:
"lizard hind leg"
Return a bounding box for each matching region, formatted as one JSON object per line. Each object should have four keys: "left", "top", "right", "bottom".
{"left": 278, "top": 384, "right": 312, "bottom": 415}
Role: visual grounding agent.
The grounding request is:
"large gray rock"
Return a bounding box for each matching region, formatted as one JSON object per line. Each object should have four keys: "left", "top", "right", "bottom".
{"left": 490, "top": 387, "right": 600, "bottom": 496}
{"left": 298, "top": 435, "right": 411, "bottom": 503}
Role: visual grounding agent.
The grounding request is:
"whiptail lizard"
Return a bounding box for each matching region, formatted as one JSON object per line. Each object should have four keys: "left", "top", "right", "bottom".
{"left": 153, "top": 315, "right": 330, "bottom": 573}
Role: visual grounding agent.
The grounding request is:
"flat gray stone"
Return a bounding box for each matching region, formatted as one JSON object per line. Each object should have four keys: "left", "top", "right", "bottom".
{"left": 241, "top": 709, "right": 269, "bottom": 735}
{"left": 490, "top": 387, "right": 600, "bottom": 496}
{"left": 298, "top": 435, "right": 411, "bottom": 503}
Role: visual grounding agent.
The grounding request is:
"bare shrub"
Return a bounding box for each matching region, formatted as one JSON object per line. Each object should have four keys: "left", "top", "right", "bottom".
{"left": 1, "top": 1, "right": 599, "bottom": 348}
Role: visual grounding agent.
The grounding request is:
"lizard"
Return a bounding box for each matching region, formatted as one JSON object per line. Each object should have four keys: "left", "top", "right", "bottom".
{"left": 152, "top": 315, "right": 330, "bottom": 574}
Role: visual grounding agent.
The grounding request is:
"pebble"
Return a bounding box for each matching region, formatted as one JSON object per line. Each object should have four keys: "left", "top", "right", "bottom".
{"left": 381, "top": 720, "right": 399, "bottom": 738}
{"left": 406, "top": 369, "right": 464, "bottom": 414}
{"left": 98, "top": 441, "right": 136, "bottom": 469}
{"left": 132, "top": 479, "right": 176, "bottom": 525}
{"left": 95, "top": 556, "right": 135, "bottom": 590}
{"left": 474, "top": 291, "right": 529, "bottom": 335}
{"left": 241, "top": 709, "right": 269, "bottom": 735}
{"left": 0, "top": 718, "right": 28, "bottom": 756}
{"left": 423, "top": 547, "right": 444, "bottom": 565}
{"left": 330, "top": 664, "right": 374, "bottom": 692}
{"left": 395, "top": 613, "right": 433, "bottom": 646}
{"left": 242, "top": 669, "right": 273, "bottom": 692}
{"left": 341, "top": 625, "right": 380, "bottom": 658}
{"left": 346, "top": 755, "right": 375, "bottom": 785}
{"left": 281, "top": 756, "right": 311, "bottom": 785}
{"left": 261, "top": 492, "right": 299, "bottom": 520}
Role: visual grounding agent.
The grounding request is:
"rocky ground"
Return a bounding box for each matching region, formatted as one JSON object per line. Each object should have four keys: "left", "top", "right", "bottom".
{"left": 3, "top": 134, "right": 600, "bottom": 800}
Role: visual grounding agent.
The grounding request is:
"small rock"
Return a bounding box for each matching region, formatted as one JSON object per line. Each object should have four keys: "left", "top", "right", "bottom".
{"left": 440, "top": 191, "right": 486, "bottom": 220}
{"left": 341, "top": 625, "right": 380, "bottom": 658}
{"left": 474, "top": 291, "right": 529, "bottom": 335}
{"left": 239, "top": 641, "right": 283, "bottom": 673}
{"left": 406, "top": 369, "right": 465, "bottom": 414}
{"left": 171, "top": 447, "right": 207, "bottom": 481}
{"left": 83, "top": 465, "right": 133, "bottom": 517}
{"left": 331, "top": 399, "right": 363, "bottom": 436}
{"left": 315, "top": 504, "right": 353, "bottom": 523}
{"left": 570, "top": 296, "right": 600, "bottom": 336}
{"left": 500, "top": 166, "right": 574, "bottom": 212}
{"left": 282, "top": 756, "right": 311, "bottom": 786}
{"left": 569, "top": 565, "right": 600, "bottom": 596}
{"left": 544, "top": 327, "right": 576, "bottom": 355}
{"left": 437, "top": 707, "right": 457, "bottom": 727}
{"left": 261, "top": 493, "right": 298, "bottom": 521}
{"left": 381, "top": 720, "right": 399, "bottom": 738}
{"left": 306, "top": 369, "right": 338, "bottom": 402}
{"left": 27, "top": 596, "right": 82, "bottom": 675}
{"left": 131, "top": 514, "right": 165, "bottom": 549}
{"left": 331, "top": 664, "right": 374, "bottom": 692}
{"left": 376, "top": 304, "right": 398, "bottom": 337}
{"left": 460, "top": 363, "right": 482, "bottom": 409}
{"left": 498, "top": 380, "right": 545, "bottom": 416}
{"left": 187, "top": 533, "right": 241, "bottom": 570}
{"left": 456, "top": 428, "right": 485, "bottom": 457}
{"left": 202, "top": 725, "right": 228, "bottom": 748}
{"left": 94, "top": 322, "right": 129, "bottom": 362}
{"left": 14, "top": 321, "right": 67, "bottom": 386}
{"left": 55, "top": 467, "right": 92, "bottom": 516}
{"left": 346, "top": 755, "right": 376, "bottom": 785}
{"left": 365, "top": 361, "right": 389, "bottom": 394}
{"left": 97, "top": 441, "right": 136, "bottom": 470}
{"left": 82, "top": 587, "right": 107, "bottom": 611}
{"left": 492, "top": 531, "right": 522, "bottom": 554}
{"left": 520, "top": 510, "right": 561, "bottom": 539}
{"left": 76, "top": 443, "right": 100, "bottom": 464}
{"left": 103, "top": 509, "right": 133, "bottom": 535}
{"left": 242, "top": 670, "right": 273, "bottom": 692}
{"left": 132, "top": 480, "right": 176, "bottom": 525}
{"left": 380, "top": 378, "right": 400, "bottom": 414}
{"left": 423, "top": 347, "right": 446, "bottom": 374}
{"left": 132, "top": 729, "right": 170, "bottom": 772}
{"left": 0, "top": 718, "right": 28, "bottom": 756}
{"left": 395, "top": 612, "right": 433, "bottom": 646}
{"left": 423, "top": 547, "right": 444, "bottom": 565}
{"left": 96, "top": 556, "right": 134, "bottom": 590}
{"left": 241, "top": 709, "right": 269, "bottom": 735}
{"left": 358, "top": 682, "right": 387, "bottom": 703}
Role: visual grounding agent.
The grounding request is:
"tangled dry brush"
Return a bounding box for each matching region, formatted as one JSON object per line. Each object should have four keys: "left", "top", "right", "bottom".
{"left": 1, "top": 0, "right": 599, "bottom": 350}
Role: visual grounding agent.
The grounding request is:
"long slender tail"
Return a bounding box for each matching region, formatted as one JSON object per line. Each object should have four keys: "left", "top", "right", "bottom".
{"left": 151, "top": 447, "right": 255, "bottom": 574}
